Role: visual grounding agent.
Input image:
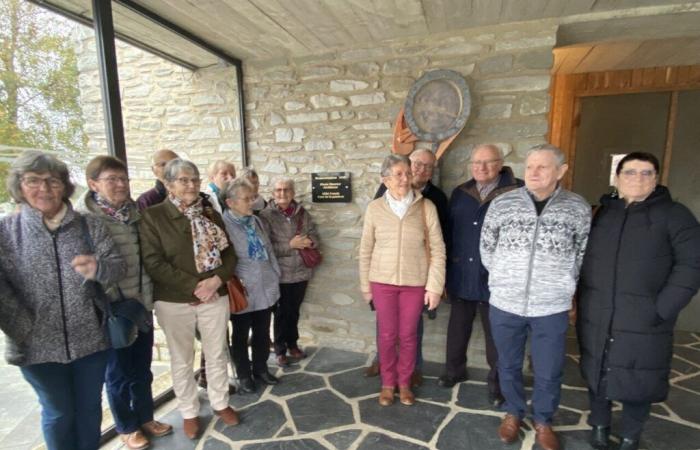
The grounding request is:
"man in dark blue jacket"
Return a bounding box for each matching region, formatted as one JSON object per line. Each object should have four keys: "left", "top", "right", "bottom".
{"left": 438, "top": 144, "right": 522, "bottom": 406}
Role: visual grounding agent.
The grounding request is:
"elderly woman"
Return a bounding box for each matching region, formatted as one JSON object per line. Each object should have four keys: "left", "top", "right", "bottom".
{"left": 260, "top": 176, "right": 320, "bottom": 366}
{"left": 203, "top": 160, "right": 236, "bottom": 213}
{"left": 139, "top": 159, "right": 239, "bottom": 440}
{"left": 0, "top": 151, "right": 127, "bottom": 450}
{"left": 359, "top": 154, "right": 446, "bottom": 406}
{"left": 75, "top": 155, "right": 171, "bottom": 449}
{"left": 222, "top": 178, "right": 281, "bottom": 393}
{"left": 240, "top": 167, "right": 267, "bottom": 214}
{"left": 577, "top": 152, "right": 700, "bottom": 450}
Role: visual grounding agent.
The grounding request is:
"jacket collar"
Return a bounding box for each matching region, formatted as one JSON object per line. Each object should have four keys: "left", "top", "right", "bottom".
{"left": 75, "top": 190, "right": 141, "bottom": 225}
{"left": 20, "top": 201, "right": 77, "bottom": 233}
{"left": 462, "top": 166, "right": 521, "bottom": 204}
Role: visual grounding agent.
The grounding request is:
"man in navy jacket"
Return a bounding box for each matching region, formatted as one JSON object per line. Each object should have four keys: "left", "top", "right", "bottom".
{"left": 439, "top": 144, "right": 522, "bottom": 406}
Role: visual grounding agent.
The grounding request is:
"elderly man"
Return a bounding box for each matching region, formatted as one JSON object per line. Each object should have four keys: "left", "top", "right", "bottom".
{"left": 203, "top": 160, "right": 236, "bottom": 213}
{"left": 364, "top": 148, "right": 448, "bottom": 385}
{"left": 438, "top": 144, "right": 522, "bottom": 407}
{"left": 136, "top": 149, "right": 178, "bottom": 211}
{"left": 480, "top": 144, "right": 591, "bottom": 450}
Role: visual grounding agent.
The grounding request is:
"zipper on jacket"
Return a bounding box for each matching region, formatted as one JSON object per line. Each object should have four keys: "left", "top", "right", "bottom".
{"left": 522, "top": 190, "right": 557, "bottom": 315}
{"left": 51, "top": 232, "right": 72, "bottom": 361}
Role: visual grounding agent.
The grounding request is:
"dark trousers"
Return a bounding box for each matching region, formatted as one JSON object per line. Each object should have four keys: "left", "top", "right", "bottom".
{"left": 490, "top": 306, "right": 568, "bottom": 424}
{"left": 445, "top": 299, "right": 499, "bottom": 391}
{"left": 231, "top": 308, "right": 272, "bottom": 379}
{"left": 21, "top": 350, "right": 109, "bottom": 450}
{"left": 105, "top": 326, "right": 155, "bottom": 434}
{"left": 274, "top": 281, "right": 307, "bottom": 355}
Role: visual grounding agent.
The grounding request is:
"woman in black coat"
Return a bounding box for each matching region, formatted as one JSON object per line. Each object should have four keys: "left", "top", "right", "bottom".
{"left": 577, "top": 152, "right": 700, "bottom": 450}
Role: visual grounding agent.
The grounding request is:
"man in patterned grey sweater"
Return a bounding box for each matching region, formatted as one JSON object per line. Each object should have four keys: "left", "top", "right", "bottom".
{"left": 480, "top": 144, "right": 591, "bottom": 450}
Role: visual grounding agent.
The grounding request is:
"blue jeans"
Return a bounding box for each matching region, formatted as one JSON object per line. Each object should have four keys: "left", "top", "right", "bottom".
{"left": 106, "top": 326, "right": 155, "bottom": 434}
{"left": 490, "top": 306, "right": 568, "bottom": 424}
{"left": 21, "top": 350, "right": 109, "bottom": 450}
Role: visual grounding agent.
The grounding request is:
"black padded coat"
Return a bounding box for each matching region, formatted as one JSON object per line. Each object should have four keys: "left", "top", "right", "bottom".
{"left": 577, "top": 186, "right": 700, "bottom": 403}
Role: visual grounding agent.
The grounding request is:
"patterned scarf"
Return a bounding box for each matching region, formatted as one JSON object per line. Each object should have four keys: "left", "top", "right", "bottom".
{"left": 93, "top": 191, "right": 133, "bottom": 224}
{"left": 170, "top": 195, "right": 230, "bottom": 273}
{"left": 229, "top": 212, "right": 268, "bottom": 261}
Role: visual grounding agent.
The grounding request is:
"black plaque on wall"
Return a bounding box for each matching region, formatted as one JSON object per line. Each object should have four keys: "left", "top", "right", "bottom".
{"left": 311, "top": 172, "right": 352, "bottom": 203}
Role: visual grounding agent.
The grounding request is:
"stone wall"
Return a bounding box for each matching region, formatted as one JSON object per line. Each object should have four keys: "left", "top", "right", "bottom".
{"left": 74, "top": 21, "right": 556, "bottom": 367}
{"left": 242, "top": 22, "right": 556, "bottom": 366}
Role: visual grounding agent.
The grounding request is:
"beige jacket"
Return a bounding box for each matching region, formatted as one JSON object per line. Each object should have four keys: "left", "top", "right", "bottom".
{"left": 359, "top": 191, "right": 446, "bottom": 295}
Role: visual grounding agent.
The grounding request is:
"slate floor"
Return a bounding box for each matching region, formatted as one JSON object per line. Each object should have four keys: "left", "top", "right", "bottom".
{"left": 100, "top": 330, "right": 700, "bottom": 450}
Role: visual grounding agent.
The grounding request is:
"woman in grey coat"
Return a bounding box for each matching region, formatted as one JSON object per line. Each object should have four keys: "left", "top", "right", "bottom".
{"left": 0, "top": 151, "right": 127, "bottom": 450}
{"left": 222, "top": 178, "right": 281, "bottom": 393}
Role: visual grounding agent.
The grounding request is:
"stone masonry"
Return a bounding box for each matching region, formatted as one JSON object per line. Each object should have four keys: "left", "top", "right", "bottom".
{"left": 74, "top": 21, "right": 557, "bottom": 368}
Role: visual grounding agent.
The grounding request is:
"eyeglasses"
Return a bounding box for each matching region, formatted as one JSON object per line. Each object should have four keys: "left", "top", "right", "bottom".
{"left": 175, "top": 177, "right": 201, "bottom": 186}
{"left": 411, "top": 161, "right": 434, "bottom": 171}
{"left": 620, "top": 169, "right": 656, "bottom": 179}
{"left": 470, "top": 159, "right": 502, "bottom": 167}
{"left": 274, "top": 188, "right": 293, "bottom": 193}
{"left": 21, "top": 176, "right": 64, "bottom": 190}
{"left": 96, "top": 176, "right": 129, "bottom": 185}
{"left": 387, "top": 171, "right": 412, "bottom": 179}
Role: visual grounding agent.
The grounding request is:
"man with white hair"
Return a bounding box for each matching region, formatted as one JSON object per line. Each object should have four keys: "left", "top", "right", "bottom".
{"left": 480, "top": 144, "right": 591, "bottom": 450}
{"left": 438, "top": 144, "right": 522, "bottom": 409}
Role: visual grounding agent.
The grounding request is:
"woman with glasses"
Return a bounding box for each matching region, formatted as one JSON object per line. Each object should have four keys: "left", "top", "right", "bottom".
{"left": 359, "top": 154, "right": 445, "bottom": 407}
{"left": 139, "top": 159, "right": 239, "bottom": 440}
{"left": 577, "top": 152, "right": 700, "bottom": 450}
{"left": 75, "top": 155, "right": 172, "bottom": 449}
{"left": 0, "top": 151, "right": 127, "bottom": 450}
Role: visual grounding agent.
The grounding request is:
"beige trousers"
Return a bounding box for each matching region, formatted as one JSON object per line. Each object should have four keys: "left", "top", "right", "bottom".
{"left": 154, "top": 296, "right": 230, "bottom": 418}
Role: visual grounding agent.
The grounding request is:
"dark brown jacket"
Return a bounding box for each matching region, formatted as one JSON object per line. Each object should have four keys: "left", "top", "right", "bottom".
{"left": 139, "top": 199, "right": 236, "bottom": 303}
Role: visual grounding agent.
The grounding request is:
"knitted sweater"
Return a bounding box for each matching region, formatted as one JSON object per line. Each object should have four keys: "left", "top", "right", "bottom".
{"left": 359, "top": 192, "right": 446, "bottom": 295}
{"left": 0, "top": 204, "right": 127, "bottom": 366}
{"left": 480, "top": 186, "right": 591, "bottom": 317}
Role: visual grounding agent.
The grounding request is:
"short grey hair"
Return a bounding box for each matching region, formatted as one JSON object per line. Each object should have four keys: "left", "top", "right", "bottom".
{"left": 221, "top": 177, "right": 253, "bottom": 202}
{"left": 408, "top": 148, "right": 435, "bottom": 161}
{"left": 272, "top": 176, "right": 295, "bottom": 192}
{"left": 469, "top": 144, "right": 504, "bottom": 161}
{"left": 380, "top": 154, "right": 411, "bottom": 177}
{"left": 163, "top": 159, "right": 199, "bottom": 183}
{"left": 207, "top": 159, "right": 236, "bottom": 178}
{"left": 526, "top": 143, "right": 566, "bottom": 167}
{"left": 7, "top": 151, "right": 75, "bottom": 203}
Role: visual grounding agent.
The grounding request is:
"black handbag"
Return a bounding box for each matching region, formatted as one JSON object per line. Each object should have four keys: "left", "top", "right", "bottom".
{"left": 79, "top": 215, "right": 149, "bottom": 349}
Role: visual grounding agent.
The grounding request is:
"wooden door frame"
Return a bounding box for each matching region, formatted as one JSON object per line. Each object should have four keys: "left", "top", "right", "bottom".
{"left": 549, "top": 65, "right": 700, "bottom": 189}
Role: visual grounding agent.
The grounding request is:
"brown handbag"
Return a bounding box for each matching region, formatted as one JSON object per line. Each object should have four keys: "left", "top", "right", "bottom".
{"left": 295, "top": 208, "right": 322, "bottom": 268}
{"left": 226, "top": 277, "right": 248, "bottom": 313}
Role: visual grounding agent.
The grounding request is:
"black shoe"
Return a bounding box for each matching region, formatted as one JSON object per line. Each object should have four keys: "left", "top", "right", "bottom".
{"left": 617, "top": 438, "right": 639, "bottom": 450}
{"left": 255, "top": 371, "right": 279, "bottom": 385}
{"left": 237, "top": 377, "right": 256, "bottom": 393}
{"left": 437, "top": 374, "right": 467, "bottom": 388}
{"left": 589, "top": 425, "right": 610, "bottom": 449}
{"left": 488, "top": 391, "right": 505, "bottom": 408}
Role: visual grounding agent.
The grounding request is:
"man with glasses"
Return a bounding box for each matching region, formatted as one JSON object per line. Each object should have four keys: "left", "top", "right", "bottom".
{"left": 438, "top": 144, "right": 522, "bottom": 409}
{"left": 480, "top": 144, "right": 590, "bottom": 450}
{"left": 364, "top": 148, "right": 448, "bottom": 386}
{"left": 136, "top": 149, "right": 179, "bottom": 211}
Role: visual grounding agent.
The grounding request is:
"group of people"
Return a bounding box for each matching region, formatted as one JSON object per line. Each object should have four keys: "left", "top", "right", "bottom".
{"left": 0, "top": 149, "right": 319, "bottom": 450}
{"left": 359, "top": 144, "right": 700, "bottom": 450}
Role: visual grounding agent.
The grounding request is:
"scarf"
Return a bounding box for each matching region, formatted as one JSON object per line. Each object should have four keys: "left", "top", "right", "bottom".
{"left": 229, "top": 211, "right": 268, "bottom": 261}
{"left": 170, "top": 195, "right": 230, "bottom": 273}
{"left": 279, "top": 200, "right": 297, "bottom": 218}
{"left": 385, "top": 190, "right": 414, "bottom": 219}
{"left": 93, "top": 191, "right": 133, "bottom": 224}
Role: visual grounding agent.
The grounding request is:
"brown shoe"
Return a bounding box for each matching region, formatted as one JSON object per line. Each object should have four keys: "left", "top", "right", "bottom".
{"left": 141, "top": 420, "right": 172, "bottom": 437}
{"left": 399, "top": 387, "right": 415, "bottom": 406}
{"left": 214, "top": 407, "right": 240, "bottom": 426}
{"left": 535, "top": 423, "right": 560, "bottom": 450}
{"left": 364, "top": 361, "right": 380, "bottom": 377}
{"left": 183, "top": 417, "right": 200, "bottom": 440}
{"left": 276, "top": 354, "right": 289, "bottom": 367}
{"left": 498, "top": 414, "right": 521, "bottom": 443}
{"left": 378, "top": 387, "right": 394, "bottom": 406}
{"left": 289, "top": 347, "right": 307, "bottom": 359}
{"left": 120, "top": 430, "right": 149, "bottom": 450}
{"left": 410, "top": 370, "right": 423, "bottom": 388}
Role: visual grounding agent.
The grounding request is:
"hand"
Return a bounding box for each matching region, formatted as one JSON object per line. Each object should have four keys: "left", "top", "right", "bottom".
{"left": 424, "top": 291, "right": 441, "bottom": 310}
{"left": 568, "top": 307, "right": 577, "bottom": 326}
{"left": 290, "top": 234, "right": 313, "bottom": 249}
{"left": 194, "top": 275, "right": 222, "bottom": 303}
{"left": 362, "top": 292, "right": 372, "bottom": 303}
{"left": 71, "top": 255, "right": 98, "bottom": 280}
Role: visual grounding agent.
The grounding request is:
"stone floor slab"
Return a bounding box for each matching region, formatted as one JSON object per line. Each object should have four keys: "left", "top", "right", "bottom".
{"left": 304, "top": 348, "right": 367, "bottom": 374}
{"left": 455, "top": 382, "right": 502, "bottom": 411}
{"left": 614, "top": 412, "right": 700, "bottom": 450}
{"left": 359, "top": 398, "right": 450, "bottom": 442}
{"left": 287, "top": 390, "right": 354, "bottom": 433}
{"left": 241, "top": 439, "right": 327, "bottom": 450}
{"left": 328, "top": 368, "right": 380, "bottom": 399}
{"left": 356, "top": 432, "right": 429, "bottom": 450}
{"left": 217, "top": 400, "right": 286, "bottom": 441}
{"left": 663, "top": 386, "right": 700, "bottom": 423}
{"left": 269, "top": 372, "right": 326, "bottom": 397}
{"left": 323, "top": 429, "right": 362, "bottom": 449}
{"left": 436, "top": 412, "right": 516, "bottom": 450}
